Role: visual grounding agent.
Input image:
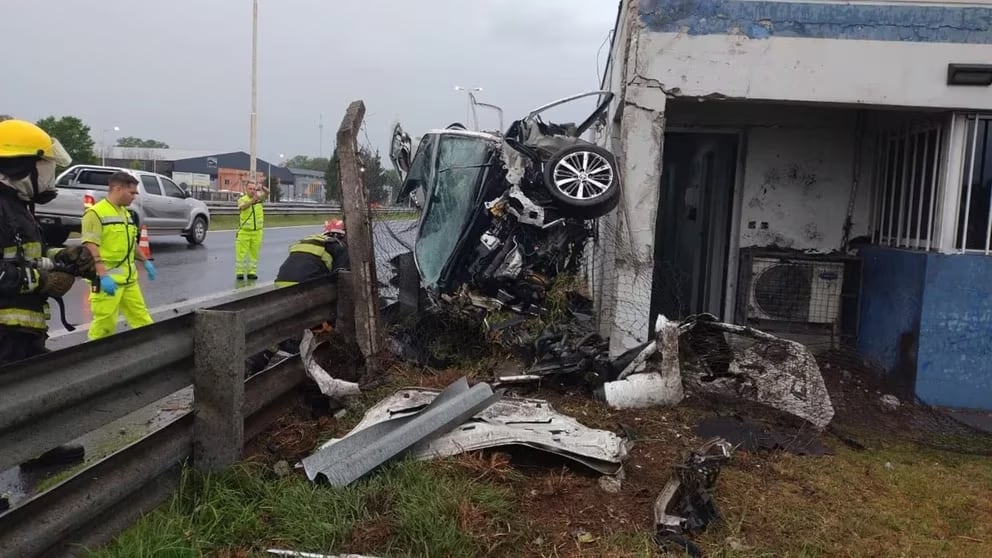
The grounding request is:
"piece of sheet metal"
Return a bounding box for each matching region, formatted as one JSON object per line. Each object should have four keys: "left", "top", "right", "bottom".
{"left": 300, "top": 329, "right": 362, "bottom": 400}
{"left": 316, "top": 386, "right": 629, "bottom": 475}
{"left": 302, "top": 377, "right": 500, "bottom": 486}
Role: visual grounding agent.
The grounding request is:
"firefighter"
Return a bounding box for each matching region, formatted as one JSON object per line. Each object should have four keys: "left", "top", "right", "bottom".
{"left": 274, "top": 219, "right": 349, "bottom": 287}
{"left": 0, "top": 118, "right": 97, "bottom": 468}
{"left": 235, "top": 181, "right": 267, "bottom": 280}
{"left": 81, "top": 171, "right": 156, "bottom": 341}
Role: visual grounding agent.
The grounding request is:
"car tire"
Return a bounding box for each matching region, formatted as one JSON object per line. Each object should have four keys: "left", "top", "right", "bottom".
{"left": 43, "top": 227, "right": 70, "bottom": 248}
{"left": 186, "top": 216, "right": 208, "bottom": 245}
{"left": 542, "top": 143, "right": 620, "bottom": 219}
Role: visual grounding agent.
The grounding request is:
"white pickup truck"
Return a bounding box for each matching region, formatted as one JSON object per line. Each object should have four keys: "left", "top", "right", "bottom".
{"left": 35, "top": 165, "right": 211, "bottom": 247}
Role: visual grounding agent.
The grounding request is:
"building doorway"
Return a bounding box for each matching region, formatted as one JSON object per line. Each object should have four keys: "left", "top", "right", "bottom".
{"left": 651, "top": 132, "right": 739, "bottom": 323}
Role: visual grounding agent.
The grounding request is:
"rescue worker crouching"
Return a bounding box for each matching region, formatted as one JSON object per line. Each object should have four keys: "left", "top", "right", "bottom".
{"left": 274, "top": 218, "right": 350, "bottom": 287}
{"left": 82, "top": 171, "right": 157, "bottom": 341}
{"left": 0, "top": 118, "right": 98, "bottom": 470}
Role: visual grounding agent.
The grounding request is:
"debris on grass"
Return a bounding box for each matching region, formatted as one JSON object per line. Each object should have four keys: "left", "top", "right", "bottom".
{"left": 654, "top": 437, "right": 734, "bottom": 557}
{"left": 303, "top": 377, "right": 631, "bottom": 485}
{"left": 301, "top": 329, "right": 362, "bottom": 401}
{"left": 694, "top": 415, "right": 830, "bottom": 456}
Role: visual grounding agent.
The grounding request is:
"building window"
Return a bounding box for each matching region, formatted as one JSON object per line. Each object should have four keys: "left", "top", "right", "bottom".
{"left": 872, "top": 121, "right": 944, "bottom": 250}
{"left": 224, "top": 179, "right": 231, "bottom": 186}
{"left": 956, "top": 115, "right": 992, "bottom": 252}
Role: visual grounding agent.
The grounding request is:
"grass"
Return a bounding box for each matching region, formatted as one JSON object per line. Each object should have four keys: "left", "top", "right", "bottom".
{"left": 79, "top": 360, "right": 992, "bottom": 558}
{"left": 81, "top": 459, "right": 516, "bottom": 558}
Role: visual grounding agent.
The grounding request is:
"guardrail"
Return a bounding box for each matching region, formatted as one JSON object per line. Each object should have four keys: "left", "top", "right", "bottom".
{"left": 0, "top": 276, "right": 345, "bottom": 557}
{"left": 206, "top": 204, "right": 415, "bottom": 217}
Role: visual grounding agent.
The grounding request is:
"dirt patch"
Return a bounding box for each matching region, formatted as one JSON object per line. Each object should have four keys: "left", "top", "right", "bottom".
{"left": 244, "top": 399, "right": 339, "bottom": 467}
{"left": 348, "top": 516, "right": 395, "bottom": 555}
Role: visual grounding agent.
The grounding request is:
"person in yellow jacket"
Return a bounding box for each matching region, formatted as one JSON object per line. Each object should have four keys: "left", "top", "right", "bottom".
{"left": 81, "top": 171, "right": 157, "bottom": 340}
{"left": 236, "top": 181, "right": 267, "bottom": 280}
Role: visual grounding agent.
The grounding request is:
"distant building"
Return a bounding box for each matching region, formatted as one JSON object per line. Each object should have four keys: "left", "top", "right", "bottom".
{"left": 102, "top": 147, "right": 219, "bottom": 175}
{"left": 173, "top": 151, "right": 295, "bottom": 193}
{"left": 287, "top": 167, "right": 327, "bottom": 202}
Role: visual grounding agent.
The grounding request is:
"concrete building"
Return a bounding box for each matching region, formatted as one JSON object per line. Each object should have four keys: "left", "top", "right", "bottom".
{"left": 287, "top": 167, "right": 327, "bottom": 202}
{"left": 594, "top": 0, "right": 992, "bottom": 409}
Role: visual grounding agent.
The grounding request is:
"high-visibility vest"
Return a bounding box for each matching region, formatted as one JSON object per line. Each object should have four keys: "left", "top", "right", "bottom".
{"left": 238, "top": 194, "right": 264, "bottom": 231}
{"left": 288, "top": 234, "right": 334, "bottom": 269}
{"left": 84, "top": 199, "right": 138, "bottom": 285}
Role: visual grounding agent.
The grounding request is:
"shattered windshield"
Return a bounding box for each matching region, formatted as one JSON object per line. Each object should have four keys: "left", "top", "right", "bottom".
{"left": 415, "top": 135, "right": 492, "bottom": 288}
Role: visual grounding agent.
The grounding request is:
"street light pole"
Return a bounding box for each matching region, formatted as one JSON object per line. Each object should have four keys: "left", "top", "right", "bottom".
{"left": 454, "top": 86, "right": 482, "bottom": 130}
{"left": 248, "top": 0, "right": 258, "bottom": 190}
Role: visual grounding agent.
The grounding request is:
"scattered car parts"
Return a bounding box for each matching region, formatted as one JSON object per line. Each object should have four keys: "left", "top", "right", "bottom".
{"left": 654, "top": 437, "right": 734, "bottom": 557}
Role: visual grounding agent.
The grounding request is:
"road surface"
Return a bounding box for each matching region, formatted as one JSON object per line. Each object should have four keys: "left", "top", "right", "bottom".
{"left": 50, "top": 220, "right": 418, "bottom": 335}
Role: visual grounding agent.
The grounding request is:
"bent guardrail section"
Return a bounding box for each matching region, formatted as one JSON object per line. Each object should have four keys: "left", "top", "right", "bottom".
{"left": 0, "top": 276, "right": 345, "bottom": 558}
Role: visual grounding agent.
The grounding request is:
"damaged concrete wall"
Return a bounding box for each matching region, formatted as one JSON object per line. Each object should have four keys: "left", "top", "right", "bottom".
{"left": 668, "top": 101, "right": 875, "bottom": 252}
{"left": 592, "top": 0, "right": 668, "bottom": 354}
{"left": 635, "top": 0, "right": 992, "bottom": 110}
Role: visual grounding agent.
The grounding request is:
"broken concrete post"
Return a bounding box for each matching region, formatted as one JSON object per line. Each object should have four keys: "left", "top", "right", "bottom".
{"left": 601, "top": 315, "right": 684, "bottom": 409}
{"left": 336, "top": 100, "right": 381, "bottom": 359}
{"left": 193, "top": 309, "right": 246, "bottom": 471}
{"left": 335, "top": 271, "right": 357, "bottom": 340}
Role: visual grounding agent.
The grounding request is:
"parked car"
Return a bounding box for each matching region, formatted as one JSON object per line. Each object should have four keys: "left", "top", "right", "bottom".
{"left": 389, "top": 91, "right": 620, "bottom": 311}
{"left": 35, "top": 165, "right": 211, "bottom": 247}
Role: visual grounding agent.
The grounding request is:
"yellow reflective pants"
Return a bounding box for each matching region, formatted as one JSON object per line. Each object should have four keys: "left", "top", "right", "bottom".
{"left": 274, "top": 280, "right": 298, "bottom": 288}
{"left": 88, "top": 282, "right": 154, "bottom": 341}
{"left": 235, "top": 229, "right": 263, "bottom": 276}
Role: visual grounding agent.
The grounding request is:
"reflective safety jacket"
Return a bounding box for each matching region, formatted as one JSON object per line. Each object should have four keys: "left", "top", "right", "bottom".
{"left": 0, "top": 187, "right": 54, "bottom": 333}
{"left": 274, "top": 234, "right": 349, "bottom": 284}
{"left": 82, "top": 199, "right": 138, "bottom": 285}
{"left": 238, "top": 194, "right": 264, "bottom": 231}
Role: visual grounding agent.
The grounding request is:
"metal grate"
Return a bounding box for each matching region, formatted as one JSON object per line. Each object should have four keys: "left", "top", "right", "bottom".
{"left": 871, "top": 121, "right": 944, "bottom": 250}
{"left": 956, "top": 114, "right": 992, "bottom": 253}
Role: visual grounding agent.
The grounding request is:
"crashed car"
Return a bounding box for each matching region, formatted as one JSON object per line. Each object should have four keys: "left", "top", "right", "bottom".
{"left": 390, "top": 91, "right": 621, "bottom": 310}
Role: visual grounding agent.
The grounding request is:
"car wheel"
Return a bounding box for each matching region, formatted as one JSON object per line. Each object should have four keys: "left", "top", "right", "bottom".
{"left": 542, "top": 144, "right": 620, "bottom": 219}
{"left": 43, "top": 227, "right": 70, "bottom": 248}
{"left": 186, "top": 216, "right": 208, "bottom": 245}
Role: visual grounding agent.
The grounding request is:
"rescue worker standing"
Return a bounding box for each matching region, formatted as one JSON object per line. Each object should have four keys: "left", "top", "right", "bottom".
{"left": 0, "top": 119, "right": 97, "bottom": 470}
{"left": 82, "top": 171, "right": 157, "bottom": 341}
{"left": 236, "top": 181, "right": 267, "bottom": 280}
{"left": 274, "top": 219, "right": 349, "bottom": 287}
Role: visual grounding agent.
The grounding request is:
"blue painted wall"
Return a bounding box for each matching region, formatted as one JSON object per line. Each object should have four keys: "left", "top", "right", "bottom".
{"left": 638, "top": 0, "right": 992, "bottom": 44}
{"left": 857, "top": 247, "right": 927, "bottom": 396}
{"left": 859, "top": 247, "right": 992, "bottom": 409}
{"left": 917, "top": 253, "right": 992, "bottom": 409}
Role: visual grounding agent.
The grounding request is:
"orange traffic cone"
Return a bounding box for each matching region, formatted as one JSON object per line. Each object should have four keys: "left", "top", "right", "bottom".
{"left": 138, "top": 225, "right": 152, "bottom": 260}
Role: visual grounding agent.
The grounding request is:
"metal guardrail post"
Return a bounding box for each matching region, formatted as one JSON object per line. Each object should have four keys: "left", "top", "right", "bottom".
{"left": 193, "top": 309, "right": 246, "bottom": 471}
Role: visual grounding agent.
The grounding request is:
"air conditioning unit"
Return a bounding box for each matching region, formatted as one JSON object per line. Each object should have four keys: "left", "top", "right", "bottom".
{"left": 746, "top": 257, "right": 845, "bottom": 325}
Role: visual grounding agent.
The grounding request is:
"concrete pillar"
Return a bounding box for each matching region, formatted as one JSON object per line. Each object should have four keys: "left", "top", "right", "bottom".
{"left": 192, "top": 309, "right": 246, "bottom": 471}
{"left": 607, "top": 85, "right": 668, "bottom": 356}
{"left": 335, "top": 271, "right": 357, "bottom": 340}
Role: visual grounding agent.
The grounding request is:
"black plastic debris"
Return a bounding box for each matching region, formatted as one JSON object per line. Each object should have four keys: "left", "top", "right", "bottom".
{"left": 654, "top": 438, "right": 733, "bottom": 557}
{"left": 694, "top": 415, "right": 831, "bottom": 456}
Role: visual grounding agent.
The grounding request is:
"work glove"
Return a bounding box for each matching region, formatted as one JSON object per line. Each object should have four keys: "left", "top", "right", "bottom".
{"left": 39, "top": 270, "right": 76, "bottom": 297}
{"left": 143, "top": 261, "right": 157, "bottom": 281}
{"left": 51, "top": 245, "right": 96, "bottom": 278}
{"left": 99, "top": 275, "right": 117, "bottom": 296}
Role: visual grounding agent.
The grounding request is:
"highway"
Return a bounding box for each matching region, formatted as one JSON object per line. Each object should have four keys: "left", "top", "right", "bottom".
{"left": 49, "top": 219, "right": 418, "bottom": 336}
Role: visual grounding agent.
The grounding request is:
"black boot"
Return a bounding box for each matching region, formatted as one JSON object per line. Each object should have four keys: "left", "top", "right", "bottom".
{"left": 19, "top": 444, "right": 85, "bottom": 471}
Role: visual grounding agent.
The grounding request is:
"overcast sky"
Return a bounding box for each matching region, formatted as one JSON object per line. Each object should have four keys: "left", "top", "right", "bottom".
{"left": 5, "top": 0, "right": 618, "bottom": 164}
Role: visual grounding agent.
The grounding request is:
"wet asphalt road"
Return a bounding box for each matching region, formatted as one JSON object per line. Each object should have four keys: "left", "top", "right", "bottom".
{"left": 50, "top": 220, "right": 418, "bottom": 334}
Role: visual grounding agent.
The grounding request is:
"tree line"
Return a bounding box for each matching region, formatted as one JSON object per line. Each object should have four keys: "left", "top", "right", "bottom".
{"left": 2, "top": 114, "right": 402, "bottom": 205}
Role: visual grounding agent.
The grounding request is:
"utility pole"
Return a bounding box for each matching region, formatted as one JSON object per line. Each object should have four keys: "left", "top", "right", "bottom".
{"left": 319, "top": 114, "right": 324, "bottom": 159}
{"left": 248, "top": 0, "right": 258, "bottom": 188}
{"left": 454, "top": 86, "right": 482, "bottom": 130}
